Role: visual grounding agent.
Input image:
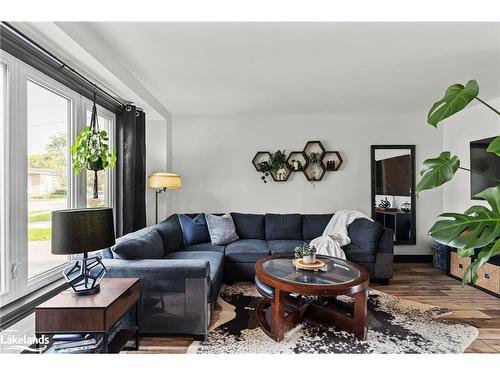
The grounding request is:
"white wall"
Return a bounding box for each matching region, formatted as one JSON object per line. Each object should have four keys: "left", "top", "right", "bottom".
{"left": 443, "top": 97, "right": 500, "bottom": 213}
{"left": 145, "top": 118, "right": 169, "bottom": 226}
{"left": 172, "top": 113, "right": 443, "bottom": 255}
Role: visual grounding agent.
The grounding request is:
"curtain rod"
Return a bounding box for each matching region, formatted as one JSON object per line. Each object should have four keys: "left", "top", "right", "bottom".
{"left": 1, "top": 21, "right": 138, "bottom": 111}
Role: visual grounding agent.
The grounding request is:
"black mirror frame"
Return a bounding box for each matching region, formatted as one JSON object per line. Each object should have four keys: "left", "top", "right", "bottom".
{"left": 370, "top": 145, "right": 416, "bottom": 245}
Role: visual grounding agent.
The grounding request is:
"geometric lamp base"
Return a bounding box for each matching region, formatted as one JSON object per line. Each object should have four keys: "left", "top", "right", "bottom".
{"left": 63, "top": 253, "right": 106, "bottom": 296}
{"left": 72, "top": 283, "right": 100, "bottom": 296}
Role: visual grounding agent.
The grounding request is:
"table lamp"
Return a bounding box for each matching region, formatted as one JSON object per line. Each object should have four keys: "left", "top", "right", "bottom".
{"left": 51, "top": 208, "right": 115, "bottom": 295}
{"left": 148, "top": 172, "right": 182, "bottom": 223}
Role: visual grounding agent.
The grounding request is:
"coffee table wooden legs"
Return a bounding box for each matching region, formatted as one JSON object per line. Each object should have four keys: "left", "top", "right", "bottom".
{"left": 256, "top": 288, "right": 368, "bottom": 342}
{"left": 255, "top": 289, "right": 308, "bottom": 342}
{"left": 307, "top": 289, "right": 368, "bottom": 340}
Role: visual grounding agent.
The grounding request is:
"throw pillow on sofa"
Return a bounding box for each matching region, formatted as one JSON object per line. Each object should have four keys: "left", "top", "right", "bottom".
{"left": 205, "top": 213, "right": 239, "bottom": 245}
{"left": 178, "top": 213, "right": 211, "bottom": 245}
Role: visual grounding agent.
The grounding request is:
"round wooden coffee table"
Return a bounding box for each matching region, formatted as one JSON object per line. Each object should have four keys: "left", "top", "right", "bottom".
{"left": 255, "top": 254, "right": 369, "bottom": 342}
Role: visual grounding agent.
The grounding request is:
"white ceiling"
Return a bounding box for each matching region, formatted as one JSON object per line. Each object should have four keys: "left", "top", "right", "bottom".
{"left": 59, "top": 22, "right": 500, "bottom": 115}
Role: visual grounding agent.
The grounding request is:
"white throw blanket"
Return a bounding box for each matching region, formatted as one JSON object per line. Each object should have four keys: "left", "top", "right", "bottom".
{"left": 309, "top": 209, "right": 373, "bottom": 260}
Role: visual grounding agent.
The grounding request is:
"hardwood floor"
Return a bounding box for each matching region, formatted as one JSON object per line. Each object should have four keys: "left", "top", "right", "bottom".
{"left": 127, "top": 263, "right": 500, "bottom": 354}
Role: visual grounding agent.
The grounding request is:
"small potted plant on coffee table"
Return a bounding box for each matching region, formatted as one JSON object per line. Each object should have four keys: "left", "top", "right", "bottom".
{"left": 294, "top": 243, "right": 317, "bottom": 264}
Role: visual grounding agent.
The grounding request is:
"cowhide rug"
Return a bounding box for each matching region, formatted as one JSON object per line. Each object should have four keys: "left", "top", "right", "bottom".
{"left": 188, "top": 282, "right": 478, "bottom": 354}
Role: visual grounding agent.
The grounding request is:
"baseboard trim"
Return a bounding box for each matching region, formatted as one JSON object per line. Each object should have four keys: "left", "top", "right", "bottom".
{"left": 394, "top": 255, "right": 433, "bottom": 263}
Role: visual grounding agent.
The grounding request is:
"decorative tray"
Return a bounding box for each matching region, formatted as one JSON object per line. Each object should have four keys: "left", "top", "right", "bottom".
{"left": 292, "top": 259, "right": 326, "bottom": 272}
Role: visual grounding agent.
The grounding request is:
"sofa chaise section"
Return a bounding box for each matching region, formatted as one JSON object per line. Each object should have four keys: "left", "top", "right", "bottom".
{"left": 100, "top": 216, "right": 223, "bottom": 338}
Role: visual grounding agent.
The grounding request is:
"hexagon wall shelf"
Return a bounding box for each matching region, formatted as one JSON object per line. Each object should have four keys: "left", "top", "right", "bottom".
{"left": 252, "top": 151, "right": 271, "bottom": 172}
{"left": 322, "top": 151, "right": 343, "bottom": 171}
{"left": 286, "top": 151, "right": 308, "bottom": 172}
{"left": 252, "top": 141, "right": 342, "bottom": 183}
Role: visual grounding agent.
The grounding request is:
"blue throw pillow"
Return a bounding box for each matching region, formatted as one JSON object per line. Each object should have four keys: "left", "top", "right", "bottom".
{"left": 178, "top": 214, "right": 211, "bottom": 245}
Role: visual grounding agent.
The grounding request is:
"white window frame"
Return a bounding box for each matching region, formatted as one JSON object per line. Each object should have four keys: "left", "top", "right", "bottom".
{"left": 0, "top": 51, "right": 116, "bottom": 306}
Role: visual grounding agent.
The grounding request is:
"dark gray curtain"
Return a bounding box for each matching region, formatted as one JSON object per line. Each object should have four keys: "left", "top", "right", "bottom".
{"left": 116, "top": 106, "right": 146, "bottom": 236}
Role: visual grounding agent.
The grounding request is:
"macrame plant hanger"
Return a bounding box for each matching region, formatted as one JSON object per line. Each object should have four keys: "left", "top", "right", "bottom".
{"left": 89, "top": 92, "right": 101, "bottom": 199}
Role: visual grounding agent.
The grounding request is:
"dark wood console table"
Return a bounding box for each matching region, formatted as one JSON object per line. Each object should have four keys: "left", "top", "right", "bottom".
{"left": 35, "top": 278, "right": 140, "bottom": 353}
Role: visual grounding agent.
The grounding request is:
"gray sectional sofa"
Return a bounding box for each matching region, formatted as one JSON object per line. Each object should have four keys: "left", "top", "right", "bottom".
{"left": 100, "top": 213, "right": 393, "bottom": 339}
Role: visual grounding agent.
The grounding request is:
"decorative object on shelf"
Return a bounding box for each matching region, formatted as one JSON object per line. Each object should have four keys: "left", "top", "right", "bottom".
{"left": 322, "top": 151, "right": 343, "bottom": 171}
{"left": 286, "top": 151, "right": 308, "bottom": 173}
{"left": 291, "top": 159, "right": 303, "bottom": 171}
{"left": 51, "top": 207, "right": 115, "bottom": 296}
{"left": 71, "top": 93, "right": 117, "bottom": 199}
{"left": 276, "top": 167, "right": 288, "bottom": 181}
{"left": 379, "top": 197, "right": 391, "bottom": 209}
{"left": 147, "top": 172, "right": 182, "bottom": 223}
{"left": 400, "top": 201, "right": 411, "bottom": 212}
{"left": 292, "top": 258, "right": 326, "bottom": 271}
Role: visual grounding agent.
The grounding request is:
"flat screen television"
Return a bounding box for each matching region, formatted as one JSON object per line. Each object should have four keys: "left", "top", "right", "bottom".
{"left": 470, "top": 136, "right": 500, "bottom": 199}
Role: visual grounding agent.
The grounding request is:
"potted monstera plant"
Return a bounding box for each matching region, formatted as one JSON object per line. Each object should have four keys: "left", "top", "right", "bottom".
{"left": 417, "top": 80, "right": 500, "bottom": 284}
{"left": 71, "top": 101, "right": 117, "bottom": 199}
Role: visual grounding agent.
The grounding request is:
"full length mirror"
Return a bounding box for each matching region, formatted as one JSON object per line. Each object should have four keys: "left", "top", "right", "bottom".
{"left": 371, "top": 145, "right": 416, "bottom": 245}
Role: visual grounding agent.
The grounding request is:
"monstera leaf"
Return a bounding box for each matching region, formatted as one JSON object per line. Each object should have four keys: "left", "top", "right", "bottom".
{"left": 429, "top": 186, "right": 500, "bottom": 251}
{"left": 461, "top": 239, "right": 500, "bottom": 285}
{"left": 416, "top": 152, "right": 460, "bottom": 194}
{"left": 487, "top": 136, "right": 500, "bottom": 157}
{"left": 427, "top": 80, "right": 479, "bottom": 127}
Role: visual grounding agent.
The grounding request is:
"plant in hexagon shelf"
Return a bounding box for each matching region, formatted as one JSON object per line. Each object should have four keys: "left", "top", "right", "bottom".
{"left": 416, "top": 79, "right": 500, "bottom": 285}
{"left": 252, "top": 151, "right": 272, "bottom": 183}
{"left": 303, "top": 141, "right": 326, "bottom": 181}
{"left": 269, "top": 150, "right": 289, "bottom": 182}
{"left": 254, "top": 150, "right": 289, "bottom": 183}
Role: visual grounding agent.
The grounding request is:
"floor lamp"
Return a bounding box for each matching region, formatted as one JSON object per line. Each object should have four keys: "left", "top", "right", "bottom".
{"left": 148, "top": 172, "right": 182, "bottom": 224}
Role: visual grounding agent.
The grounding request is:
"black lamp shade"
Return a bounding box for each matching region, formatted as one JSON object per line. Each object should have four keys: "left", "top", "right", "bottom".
{"left": 51, "top": 208, "right": 116, "bottom": 255}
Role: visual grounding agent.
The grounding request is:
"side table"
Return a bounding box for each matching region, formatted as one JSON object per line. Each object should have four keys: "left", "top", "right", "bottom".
{"left": 35, "top": 278, "right": 140, "bottom": 353}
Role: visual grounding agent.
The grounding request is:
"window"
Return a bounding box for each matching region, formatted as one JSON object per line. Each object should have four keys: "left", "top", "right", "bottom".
{"left": 0, "top": 63, "right": 7, "bottom": 295}
{"left": 0, "top": 51, "right": 116, "bottom": 305}
{"left": 26, "top": 80, "right": 70, "bottom": 279}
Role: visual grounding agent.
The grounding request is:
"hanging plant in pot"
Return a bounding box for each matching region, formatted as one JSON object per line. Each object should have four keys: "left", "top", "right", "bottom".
{"left": 71, "top": 96, "right": 117, "bottom": 199}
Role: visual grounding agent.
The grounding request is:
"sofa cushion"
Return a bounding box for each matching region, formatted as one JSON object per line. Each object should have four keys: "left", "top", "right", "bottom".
{"left": 268, "top": 240, "right": 305, "bottom": 254}
{"left": 155, "top": 214, "right": 184, "bottom": 254}
{"left": 182, "top": 242, "right": 225, "bottom": 253}
{"left": 224, "top": 239, "right": 270, "bottom": 263}
{"left": 164, "top": 251, "right": 224, "bottom": 302}
{"left": 230, "top": 213, "right": 266, "bottom": 240}
{"left": 265, "top": 214, "right": 302, "bottom": 240}
{"left": 348, "top": 218, "right": 382, "bottom": 255}
{"left": 178, "top": 213, "right": 210, "bottom": 245}
{"left": 302, "top": 214, "right": 334, "bottom": 240}
{"left": 343, "top": 244, "right": 376, "bottom": 263}
{"left": 112, "top": 226, "right": 164, "bottom": 260}
{"left": 205, "top": 214, "right": 239, "bottom": 245}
